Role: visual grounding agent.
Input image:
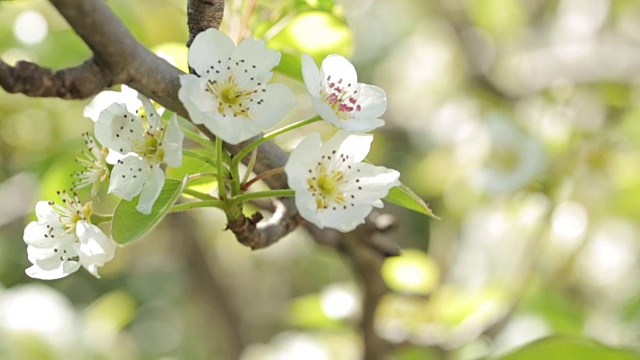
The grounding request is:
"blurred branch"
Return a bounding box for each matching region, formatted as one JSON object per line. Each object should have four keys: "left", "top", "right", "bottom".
{"left": 169, "top": 212, "right": 245, "bottom": 359}
{"left": 334, "top": 216, "right": 400, "bottom": 360}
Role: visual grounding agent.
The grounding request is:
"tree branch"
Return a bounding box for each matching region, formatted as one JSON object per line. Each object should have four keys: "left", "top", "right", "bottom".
{"left": 0, "top": 58, "right": 111, "bottom": 98}
{"left": 187, "top": 0, "right": 225, "bottom": 47}
{"left": 169, "top": 211, "right": 245, "bottom": 358}
{"left": 336, "top": 217, "right": 399, "bottom": 360}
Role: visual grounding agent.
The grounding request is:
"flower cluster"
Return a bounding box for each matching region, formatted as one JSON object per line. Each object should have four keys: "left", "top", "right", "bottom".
{"left": 24, "top": 191, "right": 116, "bottom": 279}
{"left": 178, "top": 29, "right": 399, "bottom": 232}
{"left": 23, "top": 27, "right": 404, "bottom": 280}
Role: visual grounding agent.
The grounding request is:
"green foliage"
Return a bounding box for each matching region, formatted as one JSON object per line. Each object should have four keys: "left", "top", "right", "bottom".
{"left": 385, "top": 184, "right": 439, "bottom": 218}
{"left": 496, "top": 336, "right": 640, "bottom": 360}
{"left": 111, "top": 177, "right": 186, "bottom": 245}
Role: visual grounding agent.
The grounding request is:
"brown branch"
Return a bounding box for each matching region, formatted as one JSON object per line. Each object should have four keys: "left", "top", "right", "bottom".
{"left": 0, "top": 58, "right": 112, "bottom": 99}
{"left": 187, "top": 0, "right": 225, "bottom": 47}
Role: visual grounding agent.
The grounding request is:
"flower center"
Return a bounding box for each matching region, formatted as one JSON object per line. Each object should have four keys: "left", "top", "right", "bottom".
{"left": 322, "top": 75, "right": 362, "bottom": 119}
{"left": 52, "top": 191, "right": 92, "bottom": 234}
{"left": 307, "top": 162, "right": 348, "bottom": 210}
{"left": 206, "top": 75, "right": 255, "bottom": 118}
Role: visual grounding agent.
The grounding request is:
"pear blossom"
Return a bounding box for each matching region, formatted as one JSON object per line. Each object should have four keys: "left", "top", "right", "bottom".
{"left": 95, "top": 94, "right": 184, "bottom": 214}
{"left": 302, "top": 54, "right": 387, "bottom": 132}
{"left": 178, "top": 28, "right": 296, "bottom": 144}
{"left": 83, "top": 85, "right": 142, "bottom": 122}
{"left": 23, "top": 191, "right": 116, "bottom": 280}
{"left": 84, "top": 85, "right": 144, "bottom": 164}
{"left": 285, "top": 131, "right": 400, "bottom": 232}
{"left": 71, "top": 132, "right": 110, "bottom": 197}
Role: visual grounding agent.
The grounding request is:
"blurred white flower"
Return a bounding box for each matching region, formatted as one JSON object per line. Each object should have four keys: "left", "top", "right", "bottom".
{"left": 285, "top": 131, "right": 400, "bottom": 232}
{"left": 72, "top": 132, "right": 110, "bottom": 197}
{"left": 179, "top": 28, "right": 295, "bottom": 144}
{"left": 95, "top": 94, "right": 183, "bottom": 214}
{"left": 0, "top": 284, "right": 78, "bottom": 351}
{"left": 473, "top": 116, "right": 546, "bottom": 194}
{"left": 302, "top": 54, "right": 386, "bottom": 132}
{"left": 24, "top": 191, "right": 116, "bottom": 279}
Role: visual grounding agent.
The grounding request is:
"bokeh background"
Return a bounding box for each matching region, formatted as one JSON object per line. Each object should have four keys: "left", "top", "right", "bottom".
{"left": 1, "top": 0, "right": 640, "bottom": 359}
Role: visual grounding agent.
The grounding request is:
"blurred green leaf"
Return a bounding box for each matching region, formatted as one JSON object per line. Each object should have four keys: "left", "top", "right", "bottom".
{"left": 393, "top": 347, "right": 439, "bottom": 360}
{"left": 268, "top": 11, "right": 352, "bottom": 74}
{"left": 385, "top": 184, "right": 439, "bottom": 218}
{"left": 381, "top": 249, "right": 440, "bottom": 295}
{"left": 111, "top": 177, "right": 186, "bottom": 245}
{"left": 496, "top": 336, "right": 640, "bottom": 360}
{"left": 275, "top": 51, "right": 303, "bottom": 81}
{"left": 288, "top": 294, "right": 344, "bottom": 329}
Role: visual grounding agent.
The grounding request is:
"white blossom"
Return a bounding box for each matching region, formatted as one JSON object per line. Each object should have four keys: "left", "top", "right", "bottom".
{"left": 285, "top": 131, "right": 400, "bottom": 232}
{"left": 95, "top": 94, "right": 183, "bottom": 214}
{"left": 23, "top": 191, "right": 116, "bottom": 280}
{"left": 71, "top": 132, "right": 110, "bottom": 197}
{"left": 179, "top": 28, "right": 296, "bottom": 144}
{"left": 83, "top": 85, "right": 146, "bottom": 164}
{"left": 302, "top": 54, "right": 387, "bottom": 132}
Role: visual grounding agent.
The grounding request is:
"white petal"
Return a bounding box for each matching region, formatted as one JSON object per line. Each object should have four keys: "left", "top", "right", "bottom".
{"left": 178, "top": 75, "right": 222, "bottom": 136}
{"left": 95, "top": 103, "right": 145, "bottom": 154}
{"left": 248, "top": 83, "right": 296, "bottom": 130}
{"left": 316, "top": 202, "right": 371, "bottom": 232}
{"left": 109, "top": 156, "right": 149, "bottom": 200}
{"left": 189, "top": 28, "right": 235, "bottom": 76}
{"left": 320, "top": 54, "right": 358, "bottom": 88}
{"left": 76, "top": 221, "right": 116, "bottom": 278}
{"left": 311, "top": 96, "right": 341, "bottom": 126}
{"left": 301, "top": 54, "right": 321, "bottom": 97}
{"left": 179, "top": 75, "right": 219, "bottom": 123}
{"left": 26, "top": 261, "right": 80, "bottom": 280}
{"left": 83, "top": 88, "right": 142, "bottom": 122}
{"left": 136, "top": 165, "right": 165, "bottom": 214}
{"left": 23, "top": 221, "right": 57, "bottom": 248}
{"left": 232, "top": 37, "right": 280, "bottom": 87}
{"left": 161, "top": 114, "right": 184, "bottom": 168}
{"left": 27, "top": 243, "right": 63, "bottom": 264}
{"left": 338, "top": 117, "right": 385, "bottom": 132}
{"left": 325, "top": 131, "right": 373, "bottom": 163}
{"left": 349, "top": 163, "right": 400, "bottom": 202}
{"left": 293, "top": 190, "right": 325, "bottom": 229}
{"left": 285, "top": 133, "right": 322, "bottom": 190}
{"left": 138, "top": 94, "right": 162, "bottom": 129}
{"left": 34, "top": 200, "right": 59, "bottom": 223}
{"left": 354, "top": 84, "right": 386, "bottom": 119}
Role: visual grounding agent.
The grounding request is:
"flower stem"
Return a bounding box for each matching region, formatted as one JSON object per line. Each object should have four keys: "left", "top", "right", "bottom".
{"left": 216, "top": 137, "right": 227, "bottom": 200}
{"left": 241, "top": 148, "right": 257, "bottom": 186}
{"left": 169, "top": 199, "right": 225, "bottom": 213}
{"left": 231, "top": 115, "right": 321, "bottom": 171}
{"left": 182, "top": 187, "right": 217, "bottom": 200}
{"left": 90, "top": 212, "right": 112, "bottom": 224}
{"left": 183, "top": 150, "right": 217, "bottom": 167}
{"left": 242, "top": 167, "right": 285, "bottom": 191}
{"left": 227, "top": 189, "right": 294, "bottom": 206}
{"left": 181, "top": 126, "right": 216, "bottom": 151}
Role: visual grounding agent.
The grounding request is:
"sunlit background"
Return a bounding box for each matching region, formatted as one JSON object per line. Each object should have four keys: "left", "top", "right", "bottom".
{"left": 1, "top": 0, "right": 640, "bottom": 359}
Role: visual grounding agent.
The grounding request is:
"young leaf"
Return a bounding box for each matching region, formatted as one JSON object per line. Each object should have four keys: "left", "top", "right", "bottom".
{"left": 496, "top": 335, "right": 639, "bottom": 360}
{"left": 111, "top": 177, "right": 187, "bottom": 245}
{"left": 385, "top": 184, "right": 440, "bottom": 219}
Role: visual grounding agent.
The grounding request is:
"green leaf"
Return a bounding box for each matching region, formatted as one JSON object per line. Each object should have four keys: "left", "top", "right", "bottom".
{"left": 495, "top": 336, "right": 640, "bottom": 360}
{"left": 385, "top": 184, "right": 439, "bottom": 219}
{"left": 111, "top": 178, "right": 186, "bottom": 245}
{"left": 274, "top": 52, "right": 303, "bottom": 81}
